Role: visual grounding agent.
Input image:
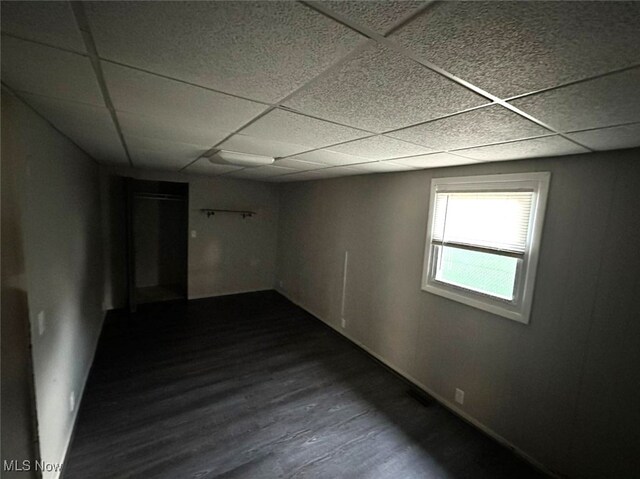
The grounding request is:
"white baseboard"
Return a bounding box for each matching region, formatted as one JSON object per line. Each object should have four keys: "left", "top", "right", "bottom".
{"left": 277, "top": 288, "right": 559, "bottom": 479}
{"left": 57, "top": 309, "right": 107, "bottom": 479}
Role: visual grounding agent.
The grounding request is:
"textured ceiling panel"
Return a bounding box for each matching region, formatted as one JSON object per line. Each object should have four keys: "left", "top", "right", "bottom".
{"left": 126, "top": 135, "right": 209, "bottom": 170}
{"left": 118, "top": 112, "right": 229, "bottom": 148}
{"left": 351, "top": 161, "right": 415, "bottom": 172}
{"left": 273, "top": 158, "right": 326, "bottom": 171}
{"left": 240, "top": 109, "right": 369, "bottom": 151}
{"left": 509, "top": 68, "right": 640, "bottom": 133}
{"left": 184, "top": 159, "right": 243, "bottom": 176}
{"left": 1, "top": 1, "right": 86, "bottom": 52}
{"left": 1, "top": 36, "right": 103, "bottom": 106}
{"left": 218, "top": 134, "right": 306, "bottom": 159}
{"left": 455, "top": 136, "right": 589, "bottom": 162}
{"left": 293, "top": 149, "right": 371, "bottom": 167}
{"left": 274, "top": 166, "right": 362, "bottom": 182}
{"left": 312, "top": 166, "right": 363, "bottom": 177}
{"left": 328, "top": 135, "right": 433, "bottom": 160}
{"left": 85, "top": 1, "right": 365, "bottom": 103}
{"left": 321, "top": 1, "right": 426, "bottom": 35}
{"left": 389, "top": 105, "right": 550, "bottom": 150}
{"left": 391, "top": 1, "right": 640, "bottom": 98}
{"left": 393, "top": 153, "right": 479, "bottom": 169}
{"left": 566, "top": 123, "right": 640, "bottom": 152}
{"left": 103, "top": 63, "right": 267, "bottom": 142}
{"left": 227, "top": 165, "right": 297, "bottom": 180}
{"left": 285, "top": 43, "right": 486, "bottom": 132}
{"left": 23, "top": 93, "right": 127, "bottom": 165}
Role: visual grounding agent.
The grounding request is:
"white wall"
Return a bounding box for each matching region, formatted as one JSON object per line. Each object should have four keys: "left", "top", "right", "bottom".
{"left": 101, "top": 167, "right": 279, "bottom": 308}
{"left": 1, "top": 89, "right": 39, "bottom": 478}
{"left": 276, "top": 149, "right": 640, "bottom": 479}
{"left": 2, "top": 91, "right": 106, "bottom": 478}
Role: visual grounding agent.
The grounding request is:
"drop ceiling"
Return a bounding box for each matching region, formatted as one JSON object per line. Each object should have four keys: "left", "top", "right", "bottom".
{"left": 2, "top": 1, "right": 639, "bottom": 182}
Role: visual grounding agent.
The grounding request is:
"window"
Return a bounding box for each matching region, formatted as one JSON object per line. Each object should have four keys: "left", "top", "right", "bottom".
{"left": 422, "top": 172, "right": 550, "bottom": 324}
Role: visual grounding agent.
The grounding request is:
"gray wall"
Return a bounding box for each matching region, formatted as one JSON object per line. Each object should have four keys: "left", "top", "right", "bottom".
{"left": 1, "top": 92, "right": 106, "bottom": 478}
{"left": 102, "top": 168, "right": 279, "bottom": 308}
{"left": 276, "top": 149, "right": 640, "bottom": 479}
{"left": 1, "top": 89, "right": 39, "bottom": 478}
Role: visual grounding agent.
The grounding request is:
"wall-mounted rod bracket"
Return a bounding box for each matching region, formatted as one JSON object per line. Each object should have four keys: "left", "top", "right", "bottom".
{"left": 201, "top": 209, "right": 256, "bottom": 219}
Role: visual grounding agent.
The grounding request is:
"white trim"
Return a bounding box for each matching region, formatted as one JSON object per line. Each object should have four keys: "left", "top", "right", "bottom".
{"left": 57, "top": 310, "right": 107, "bottom": 479}
{"left": 421, "top": 172, "right": 551, "bottom": 324}
{"left": 277, "top": 289, "right": 559, "bottom": 479}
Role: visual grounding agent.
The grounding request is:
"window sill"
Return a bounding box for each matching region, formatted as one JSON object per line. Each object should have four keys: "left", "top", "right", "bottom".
{"left": 422, "top": 281, "right": 529, "bottom": 324}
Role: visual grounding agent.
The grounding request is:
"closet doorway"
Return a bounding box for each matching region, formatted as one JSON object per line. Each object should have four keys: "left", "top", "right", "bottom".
{"left": 126, "top": 179, "right": 188, "bottom": 311}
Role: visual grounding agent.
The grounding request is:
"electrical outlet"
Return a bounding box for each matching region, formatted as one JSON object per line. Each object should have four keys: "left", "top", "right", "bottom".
{"left": 69, "top": 391, "right": 76, "bottom": 412}
{"left": 191, "top": 230, "right": 197, "bottom": 238}
{"left": 455, "top": 388, "right": 465, "bottom": 405}
{"left": 279, "top": 280, "right": 283, "bottom": 288}
{"left": 341, "top": 318, "right": 346, "bottom": 329}
{"left": 37, "top": 311, "right": 46, "bottom": 336}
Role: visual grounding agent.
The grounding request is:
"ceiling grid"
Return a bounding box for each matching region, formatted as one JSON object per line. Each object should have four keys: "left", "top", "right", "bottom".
{"left": 69, "top": 2, "right": 133, "bottom": 167}
{"left": 1, "top": 0, "right": 639, "bottom": 181}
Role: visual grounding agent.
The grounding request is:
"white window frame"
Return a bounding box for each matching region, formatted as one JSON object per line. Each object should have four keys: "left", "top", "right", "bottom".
{"left": 422, "top": 172, "right": 551, "bottom": 324}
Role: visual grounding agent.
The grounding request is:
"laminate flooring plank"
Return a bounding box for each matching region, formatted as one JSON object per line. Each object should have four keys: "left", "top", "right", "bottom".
{"left": 64, "top": 291, "right": 548, "bottom": 479}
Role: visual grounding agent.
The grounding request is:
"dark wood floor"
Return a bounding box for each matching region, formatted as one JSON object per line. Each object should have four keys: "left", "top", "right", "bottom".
{"left": 65, "top": 291, "right": 547, "bottom": 479}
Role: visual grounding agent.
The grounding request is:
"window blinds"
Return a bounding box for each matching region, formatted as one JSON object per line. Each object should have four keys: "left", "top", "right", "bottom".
{"left": 432, "top": 191, "right": 534, "bottom": 254}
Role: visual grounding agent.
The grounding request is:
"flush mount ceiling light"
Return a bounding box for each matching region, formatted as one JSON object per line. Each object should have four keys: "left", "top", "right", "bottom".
{"left": 206, "top": 149, "right": 274, "bottom": 167}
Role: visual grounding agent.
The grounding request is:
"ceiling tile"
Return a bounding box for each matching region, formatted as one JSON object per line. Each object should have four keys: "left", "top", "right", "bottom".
{"left": 389, "top": 105, "right": 550, "bottom": 150}
{"left": 276, "top": 166, "right": 362, "bottom": 182}
{"left": 273, "top": 158, "right": 326, "bottom": 171}
{"left": 328, "top": 135, "right": 433, "bottom": 160}
{"left": 284, "top": 43, "right": 487, "bottom": 132}
{"left": 85, "top": 1, "right": 365, "bottom": 103}
{"left": 1, "top": 1, "right": 86, "bottom": 52}
{"left": 351, "top": 161, "right": 415, "bottom": 173}
{"left": 227, "top": 165, "right": 297, "bottom": 180}
{"left": 22, "top": 93, "right": 127, "bottom": 165}
{"left": 126, "top": 135, "right": 208, "bottom": 170}
{"left": 103, "top": 62, "right": 267, "bottom": 145}
{"left": 294, "top": 149, "right": 370, "bottom": 167}
{"left": 117, "top": 112, "right": 229, "bottom": 148}
{"left": 321, "top": 1, "right": 426, "bottom": 35}
{"left": 566, "top": 123, "right": 640, "bottom": 151}
{"left": 218, "top": 134, "right": 305, "bottom": 159}
{"left": 509, "top": 68, "right": 640, "bottom": 132}
{"left": 393, "top": 153, "right": 479, "bottom": 169}
{"left": 454, "top": 136, "right": 589, "bottom": 162}
{"left": 1, "top": 36, "right": 103, "bottom": 106}
{"left": 240, "top": 109, "right": 369, "bottom": 151}
{"left": 184, "top": 159, "right": 243, "bottom": 176}
{"left": 269, "top": 170, "right": 325, "bottom": 182}
{"left": 317, "top": 166, "right": 364, "bottom": 177}
{"left": 390, "top": 1, "right": 640, "bottom": 98}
